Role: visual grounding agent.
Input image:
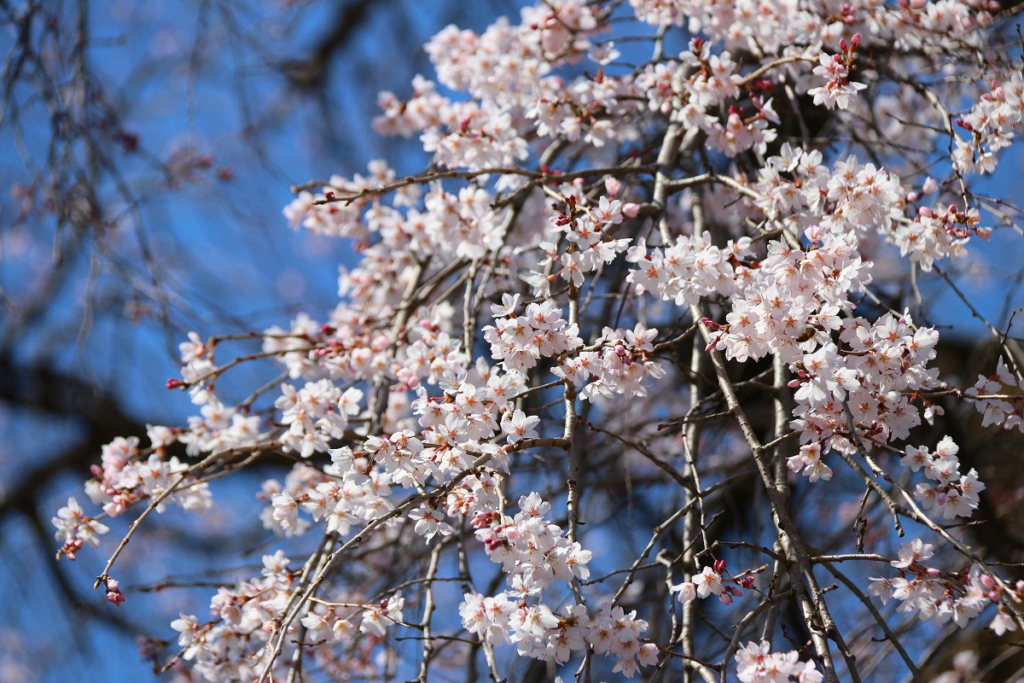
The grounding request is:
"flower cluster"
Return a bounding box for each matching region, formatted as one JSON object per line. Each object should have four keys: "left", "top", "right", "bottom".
{"left": 869, "top": 540, "right": 1012, "bottom": 631}
{"left": 558, "top": 323, "right": 667, "bottom": 400}
{"left": 895, "top": 202, "right": 988, "bottom": 272}
{"left": 423, "top": 185, "right": 507, "bottom": 260}
{"left": 460, "top": 596, "right": 658, "bottom": 677}
{"left": 953, "top": 72, "right": 1024, "bottom": 175}
{"left": 457, "top": 492, "right": 664, "bottom": 671}
{"left": 84, "top": 434, "right": 212, "bottom": 521}
{"left": 276, "top": 381, "right": 362, "bottom": 458}
{"left": 627, "top": 233, "right": 748, "bottom": 307}
{"left": 808, "top": 37, "right": 867, "bottom": 111}
{"left": 168, "top": 552, "right": 405, "bottom": 681}
{"left": 484, "top": 295, "right": 583, "bottom": 375}
{"left": 262, "top": 455, "right": 395, "bottom": 538}
{"left": 52, "top": 497, "right": 109, "bottom": 560}
{"left": 791, "top": 311, "right": 941, "bottom": 454}
{"left": 473, "top": 493, "right": 592, "bottom": 589}
{"left": 753, "top": 145, "right": 905, "bottom": 244}
{"left": 283, "top": 160, "right": 423, "bottom": 237}
{"left": 734, "top": 641, "right": 823, "bottom": 683}
{"left": 967, "top": 356, "right": 1024, "bottom": 434}
{"left": 179, "top": 398, "right": 264, "bottom": 456}
{"left": 670, "top": 561, "right": 744, "bottom": 605}
{"left": 902, "top": 436, "right": 985, "bottom": 520}
{"left": 787, "top": 442, "right": 833, "bottom": 483}
{"left": 707, "top": 234, "right": 870, "bottom": 364}
{"left": 533, "top": 188, "right": 632, "bottom": 291}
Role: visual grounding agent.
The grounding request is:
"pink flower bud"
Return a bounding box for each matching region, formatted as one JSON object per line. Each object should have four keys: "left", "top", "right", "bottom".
{"left": 976, "top": 226, "right": 992, "bottom": 241}
{"left": 604, "top": 178, "right": 622, "bottom": 197}
{"left": 623, "top": 202, "right": 640, "bottom": 218}
{"left": 104, "top": 577, "right": 126, "bottom": 607}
